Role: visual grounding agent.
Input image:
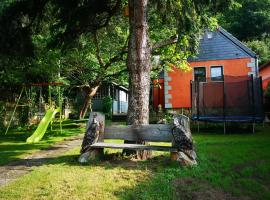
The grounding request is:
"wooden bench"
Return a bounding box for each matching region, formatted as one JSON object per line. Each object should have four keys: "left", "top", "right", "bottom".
{"left": 91, "top": 124, "right": 177, "bottom": 152}
{"left": 79, "top": 112, "right": 197, "bottom": 165}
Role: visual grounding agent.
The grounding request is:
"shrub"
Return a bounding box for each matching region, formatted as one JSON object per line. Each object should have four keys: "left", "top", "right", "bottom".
{"left": 102, "top": 96, "right": 112, "bottom": 118}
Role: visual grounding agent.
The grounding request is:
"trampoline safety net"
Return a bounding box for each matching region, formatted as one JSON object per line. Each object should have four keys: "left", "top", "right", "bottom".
{"left": 191, "top": 76, "right": 264, "bottom": 122}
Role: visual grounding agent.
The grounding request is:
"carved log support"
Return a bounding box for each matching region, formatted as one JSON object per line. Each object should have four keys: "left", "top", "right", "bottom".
{"left": 171, "top": 115, "right": 197, "bottom": 166}
{"left": 78, "top": 112, "right": 105, "bottom": 163}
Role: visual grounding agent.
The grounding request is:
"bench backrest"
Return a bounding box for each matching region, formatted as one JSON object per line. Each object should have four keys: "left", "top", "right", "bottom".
{"left": 103, "top": 124, "right": 173, "bottom": 142}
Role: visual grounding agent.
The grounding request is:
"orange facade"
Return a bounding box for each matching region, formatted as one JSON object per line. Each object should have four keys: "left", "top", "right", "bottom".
{"left": 259, "top": 62, "right": 270, "bottom": 90}
{"left": 165, "top": 58, "right": 254, "bottom": 109}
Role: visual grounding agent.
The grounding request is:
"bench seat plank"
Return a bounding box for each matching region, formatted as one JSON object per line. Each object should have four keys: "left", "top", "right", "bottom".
{"left": 91, "top": 142, "right": 177, "bottom": 152}
{"left": 104, "top": 124, "right": 173, "bottom": 142}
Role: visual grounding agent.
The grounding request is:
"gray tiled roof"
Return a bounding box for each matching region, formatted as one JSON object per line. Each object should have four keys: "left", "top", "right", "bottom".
{"left": 189, "top": 27, "right": 257, "bottom": 62}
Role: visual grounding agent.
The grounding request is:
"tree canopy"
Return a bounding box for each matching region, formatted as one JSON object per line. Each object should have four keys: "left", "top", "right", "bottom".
{"left": 219, "top": 0, "right": 270, "bottom": 41}
{"left": 218, "top": 0, "right": 270, "bottom": 64}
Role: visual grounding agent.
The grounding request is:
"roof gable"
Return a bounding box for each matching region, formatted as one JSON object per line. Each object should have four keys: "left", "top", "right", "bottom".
{"left": 189, "top": 27, "right": 256, "bottom": 62}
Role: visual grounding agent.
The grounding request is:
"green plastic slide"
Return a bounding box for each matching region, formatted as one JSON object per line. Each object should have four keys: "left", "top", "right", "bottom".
{"left": 26, "top": 107, "right": 60, "bottom": 143}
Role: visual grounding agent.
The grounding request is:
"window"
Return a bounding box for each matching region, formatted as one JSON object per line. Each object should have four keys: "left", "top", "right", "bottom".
{"left": 93, "top": 86, "right": 107, "bottom": 99}
{"left": 206, "top": 32, "right": 213, "bottom": 39}
{"left": 114, "top": 88, "right": 119, "bottom": 101}
{"left": 194, "top": 67, "right": 206, "bottom": 82}
{"left": 119, "top": 90, "right": 127, "bottom": 102}
{"left": 211, "top": 66, "right": 223, "bottom": 81}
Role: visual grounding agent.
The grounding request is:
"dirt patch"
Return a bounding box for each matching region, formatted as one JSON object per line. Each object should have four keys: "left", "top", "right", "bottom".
{"left": 172, "top": 177, "right": 251, "bottom": 200}
{"left": 233, "top": 161, "right": 259, "bottom": 173}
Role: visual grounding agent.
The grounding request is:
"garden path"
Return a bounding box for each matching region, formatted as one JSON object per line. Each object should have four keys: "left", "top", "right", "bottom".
{"left": 0, "top": 134, "right": 83, "bottom": 187}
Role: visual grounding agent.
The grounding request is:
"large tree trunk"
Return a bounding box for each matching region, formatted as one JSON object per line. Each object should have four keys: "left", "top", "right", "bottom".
{"left": 125, "top": 0, "right": 152, "bottom": 159}
{"left": 79, "top": 85, "right": 100, "bottom": 119}
{"left": 127, "top": 0, "right": 151, "bottom": 125}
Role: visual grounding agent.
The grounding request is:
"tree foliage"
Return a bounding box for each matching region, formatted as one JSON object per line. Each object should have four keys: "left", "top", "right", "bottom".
{"left": 0, "top": 0, "right": 234, "bottom": 120}
{"left": 219, "top": 0, "right": 270, "bottom": 41}
{"left": 218, "top": 0, "right": 270, "bottom": 64}
{"left": 245, "top": 38, "right": 270, "bottom": 65}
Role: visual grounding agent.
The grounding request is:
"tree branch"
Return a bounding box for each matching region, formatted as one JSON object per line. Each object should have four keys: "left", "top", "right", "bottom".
{"left": 104, "top": 35, "right": 129, "bottom": 70}
{"left": 151, "top": 35, "right": 178, "bottom": 51}
{"left": 93, "top": 31, "right": 105, "bottom": 67}
{"left": 104, "top": 68, "right": 128, "bottom": 79}
{"left": 104, "top": 50, "right": 128, "bottom": 70}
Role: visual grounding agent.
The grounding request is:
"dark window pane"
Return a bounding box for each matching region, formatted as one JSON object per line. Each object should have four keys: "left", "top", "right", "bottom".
{"left": 194, "top": 67, "right": 206, "bottom": 82}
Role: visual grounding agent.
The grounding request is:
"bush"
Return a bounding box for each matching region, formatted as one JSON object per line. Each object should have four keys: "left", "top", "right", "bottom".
{"left": 102, "top": 96, "right": 112, "bottom": 118}
{"left": 0, "top": 101, "right": 5, "bottom": 130}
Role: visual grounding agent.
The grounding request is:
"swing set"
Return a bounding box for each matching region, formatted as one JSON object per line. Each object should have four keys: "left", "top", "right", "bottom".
{"left": 4, "top": 82, "right": 64, "bottom": 143}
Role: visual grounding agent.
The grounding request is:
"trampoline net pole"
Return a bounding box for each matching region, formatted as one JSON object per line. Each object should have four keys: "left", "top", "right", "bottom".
{"left": 251, "top": 74, "right": 255, "bottom": 132}
{"left": 197, "top": 81, "right": 200, "bottom": 121}
{"left": 222, "top": 78, "right": 226, "bottom": 123}
{"left": 259, "top": 77, "right": 264, "bottom": 120}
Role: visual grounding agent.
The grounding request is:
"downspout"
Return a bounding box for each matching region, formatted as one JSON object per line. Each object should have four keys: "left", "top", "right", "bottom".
{"left": 255, "top": 55, "right": 259, "bottom": 77}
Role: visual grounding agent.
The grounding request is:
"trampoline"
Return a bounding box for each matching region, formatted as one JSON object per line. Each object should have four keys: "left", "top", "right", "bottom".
{"left": 191, "top": 75, "right": 264, "bottom": 132}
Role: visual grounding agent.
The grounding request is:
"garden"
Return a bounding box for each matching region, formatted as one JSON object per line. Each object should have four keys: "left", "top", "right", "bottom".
{"left": 1, "top": 0, "right": 270, "bottom": 200}
{"left": 1, "top": 123, "right": 270, "bottom": 200}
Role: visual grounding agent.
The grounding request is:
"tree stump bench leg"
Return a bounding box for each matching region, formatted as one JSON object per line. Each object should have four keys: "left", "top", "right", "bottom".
{"left": 78, "top": 112, "right": 105, "bottom": 163}
{"left": 172, "top": 115, "right": 197, "bottom": 166}
{"left": 170, "top": 152, "right": 178, "bottom": 161}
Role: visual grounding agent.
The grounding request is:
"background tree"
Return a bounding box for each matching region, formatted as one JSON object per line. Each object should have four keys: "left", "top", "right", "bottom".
{"left": 245, "top": 38, "right": 270, "bottom": 65}
{"left": 0, "top": 0, "right": 129, "bottom": 119}
{"left": 61, "top": 16, "right": 129, "bottom": 119}
{"left": 218, "top": 0, "right": 270, "bottom": 41}
{"left": 0, "top": 1, "right": 233, "bottom": 127}
{"left": 218, "top": 0, "right": 270, "bottom": 64}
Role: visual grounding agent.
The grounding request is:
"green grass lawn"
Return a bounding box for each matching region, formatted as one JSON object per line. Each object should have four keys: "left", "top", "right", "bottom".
{"left": 0, "top": 124, "right": 270, "bottom": 199}
{"left": 0, "top": 120, "right": 85, "bottom": 165}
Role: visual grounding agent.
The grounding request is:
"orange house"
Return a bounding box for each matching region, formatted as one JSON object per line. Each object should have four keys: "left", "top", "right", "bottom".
{"left": 259, "top": 61, "right": 270, "bottom": 90}
{"left": 153, "top": 27, "right": 259, "bottom": 110}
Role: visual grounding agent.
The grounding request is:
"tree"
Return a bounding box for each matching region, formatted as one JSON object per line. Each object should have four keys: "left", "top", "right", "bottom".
{"left": 126, "top": 0, "right": 225, "bottom": 126}
{"left": 126, "top": 0, "right": 151, "bottom": 125}
{"left": 218, "top": 0, "right": 270, "bottom": 41}
{"left": 1, "top": 1, "right": 231, "bottom": 159}
{"left": 124, "top": 0, "right": 229, "bottom": 159}
{"left": 217, "top": 0, "right": 270, "bottom": 65}
{"left": 0, "top": 0, "right": 129, "bottom": 119}
{"left": 61, "top": 17, "right": 129, "bottom": 119}
{"left": 245, "top": 38, "right": 270, "bottom": 65}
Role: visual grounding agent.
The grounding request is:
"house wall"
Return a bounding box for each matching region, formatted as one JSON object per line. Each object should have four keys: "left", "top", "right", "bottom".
{"left": 153, "top": 79, "right": 165, "bottom": 109}
{"left": 260, "top": 64, "right": 270, "bottom": 90}
{"left": 164, "top": 57, "right": 255, "bottom": 109}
